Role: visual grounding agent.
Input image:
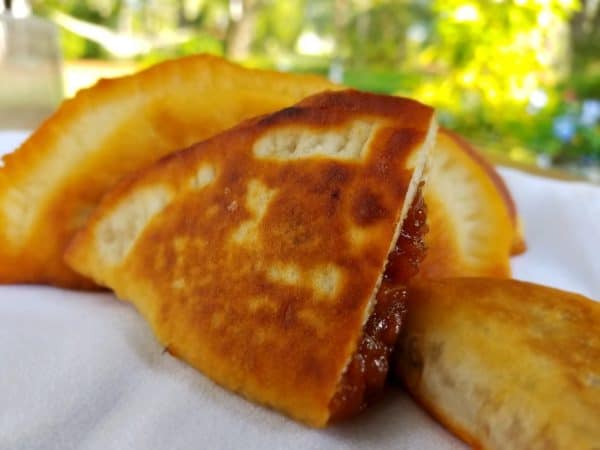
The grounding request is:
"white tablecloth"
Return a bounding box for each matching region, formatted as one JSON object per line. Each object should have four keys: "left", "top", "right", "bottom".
{"left": 1, "top": 132, "right": 599, "bottom": 450}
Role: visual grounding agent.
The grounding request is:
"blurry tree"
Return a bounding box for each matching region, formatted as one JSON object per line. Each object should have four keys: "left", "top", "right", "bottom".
{"left": 30, "top": 0, "right": 227, "bottom": 61}
{"left": 322, "top": 0, "right": 597, "bottom": 161}
{"left": 29, "top": 0, "right": 598, "bottom": 162}
{"left": 331, "top": 0, "right": 432, "bottom": 92}
{"left": 225, "top": 0, "right": 261, "bottom": 61}
{"left": 30, "top": 0, "right": 114, "bottom": 58}
{"left": 409, "top": 0, "right": 581, "bottom": 158}
{"left": 570, "top": 0, "right": 600, "bottom": 98}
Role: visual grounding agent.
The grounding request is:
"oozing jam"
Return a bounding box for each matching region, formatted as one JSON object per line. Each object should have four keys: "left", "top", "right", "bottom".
{"left": 384, "top": 182, "right": 428, "bottom": 286}
{"left": 329, "top": 183, "right": 428, "bottom": 421}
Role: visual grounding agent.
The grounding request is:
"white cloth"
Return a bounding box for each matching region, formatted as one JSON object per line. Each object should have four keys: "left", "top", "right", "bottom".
{"left": 1, "top": 131, "right": 599, "bottom": 450}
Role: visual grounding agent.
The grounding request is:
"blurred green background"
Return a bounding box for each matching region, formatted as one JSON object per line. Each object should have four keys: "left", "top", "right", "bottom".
{"left": 8, "top": 0, "right": 600, "bottom": 174}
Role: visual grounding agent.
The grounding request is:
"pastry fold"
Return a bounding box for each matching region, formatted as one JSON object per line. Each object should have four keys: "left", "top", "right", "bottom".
{"left": 396, "top": 278, "right": 600, "bottom": 449}
{"left": 66, "top": 90, "right": 436, "bottom": 426}
{"left": 0, "top": 54, "right": 336, "bottom": 288}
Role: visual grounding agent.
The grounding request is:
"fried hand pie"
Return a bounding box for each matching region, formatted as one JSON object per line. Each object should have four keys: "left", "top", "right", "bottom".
{"left": 396, "top": 278, "right": 600, "bottom": 449}
{"left": 0, "top": 54, "right": 337, "bottom": 288}
{"left": 66, "top": 90, "right": 437, "bottom": 426}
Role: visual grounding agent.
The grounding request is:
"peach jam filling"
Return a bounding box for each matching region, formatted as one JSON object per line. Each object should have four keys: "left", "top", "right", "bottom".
{"left": 329, "top": 183, "right": 428, "bottom": 421}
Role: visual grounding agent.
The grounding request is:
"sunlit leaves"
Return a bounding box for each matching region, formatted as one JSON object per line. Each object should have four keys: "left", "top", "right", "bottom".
{"left": 407, "top": 0, "right": 580, "bottom": 155}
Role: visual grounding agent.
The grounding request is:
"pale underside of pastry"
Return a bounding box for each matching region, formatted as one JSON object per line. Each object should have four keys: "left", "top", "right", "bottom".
{"left": 66, "top": 90, "right": 437, "bottom": 426}
{"left": 417, "top": 129, "right": 516, "bottom": 280}
{"left": 0, "top": 54, "right": 337, "bottom": 288}
{"left": 440, "top": 129, "right": 526, "bottom": 256}
{"left": 396, "top": 278, "right": 600, "bottom": 450}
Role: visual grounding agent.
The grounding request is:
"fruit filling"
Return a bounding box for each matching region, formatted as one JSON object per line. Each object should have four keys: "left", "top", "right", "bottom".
{"left": 329, "top": 183, "right": 428, "bottom": 421}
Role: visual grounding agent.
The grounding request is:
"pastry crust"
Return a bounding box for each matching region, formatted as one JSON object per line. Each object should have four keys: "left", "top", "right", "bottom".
{"left": 0, "top": 54, "right": 337, "bottom": 288}
{"left": 66, "top": 90, "right": 436, "bottom": 426}
{"left": 417, "top": 130, "right": 516, "bottom": 279}
{"left": 396, "top": 278, "right": 600, "bottom": 449}
{"left": 441, "top": 129, "right": 525, "bottom": 255}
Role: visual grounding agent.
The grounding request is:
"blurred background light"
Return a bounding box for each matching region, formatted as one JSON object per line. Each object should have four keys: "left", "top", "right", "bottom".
{"left": 529, "top": 89, "right": 549, "bottom": 111}
{"left": 453, "top": 4, "right": 480, "bottom": 22}
{"left": 0, "top": 0, "right": 30, "bottom": 18}
{"left": 296, "top": 30, "right": 333, "bottom": 56}
{"left": 0, "top": 0, "right": 597, "bottom": 179}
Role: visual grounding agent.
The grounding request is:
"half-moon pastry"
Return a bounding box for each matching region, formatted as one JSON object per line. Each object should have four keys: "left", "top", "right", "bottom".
{"left": 415, "top": 129, "right": 516, "bottom": 279}
{"left": 396, "top": 278, "right": 600, "bottom": 449}
{"left": 0, "top": 54, "right": 337, "bottom": 288}
{"left": 439, "top": 129, "right": 526, "bottom": 256}
{"left": 66, "top": 90, "right": 437, "bottom": 426}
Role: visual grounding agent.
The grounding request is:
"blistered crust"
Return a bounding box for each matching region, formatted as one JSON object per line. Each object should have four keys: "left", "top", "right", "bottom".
{"left": 396, "top": 278, "right": 600, "bottom": 449}
{"left": 0, "top": 54, "right": 337, "bottom": 288}
{"left": 66, "top": 90, "right": 435, "bottom": 426}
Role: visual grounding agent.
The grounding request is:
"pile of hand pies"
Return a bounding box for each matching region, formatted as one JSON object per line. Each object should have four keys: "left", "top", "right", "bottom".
{"left": 0, "top": 55, "right": 597, "bottom": 450}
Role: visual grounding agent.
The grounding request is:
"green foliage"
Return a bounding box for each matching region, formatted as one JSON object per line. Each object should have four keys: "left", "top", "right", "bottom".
{"left": 138, "top": 33, "right": 224, "bottom": 67}
{"left": 30, "top": 0, "right": 599, "bottom": 161}
{"left": 31, "top": 0, "right": 119, "bottom": 59}
{"left": 254, "top": 0, "right": 306, "bottom": 52}
{"left": 404, "top": 0, "right": 594, "bottom": 160}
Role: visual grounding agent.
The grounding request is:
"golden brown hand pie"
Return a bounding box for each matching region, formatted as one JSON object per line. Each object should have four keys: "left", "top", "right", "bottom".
{"left": 396, "top": 278, "right": 600, "bottom": 449}
{"left": 66, "top": 90, "right": 437, "bottom": 426}
{"left": 0, "top": 54, "right": 337, "bottom": 288}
